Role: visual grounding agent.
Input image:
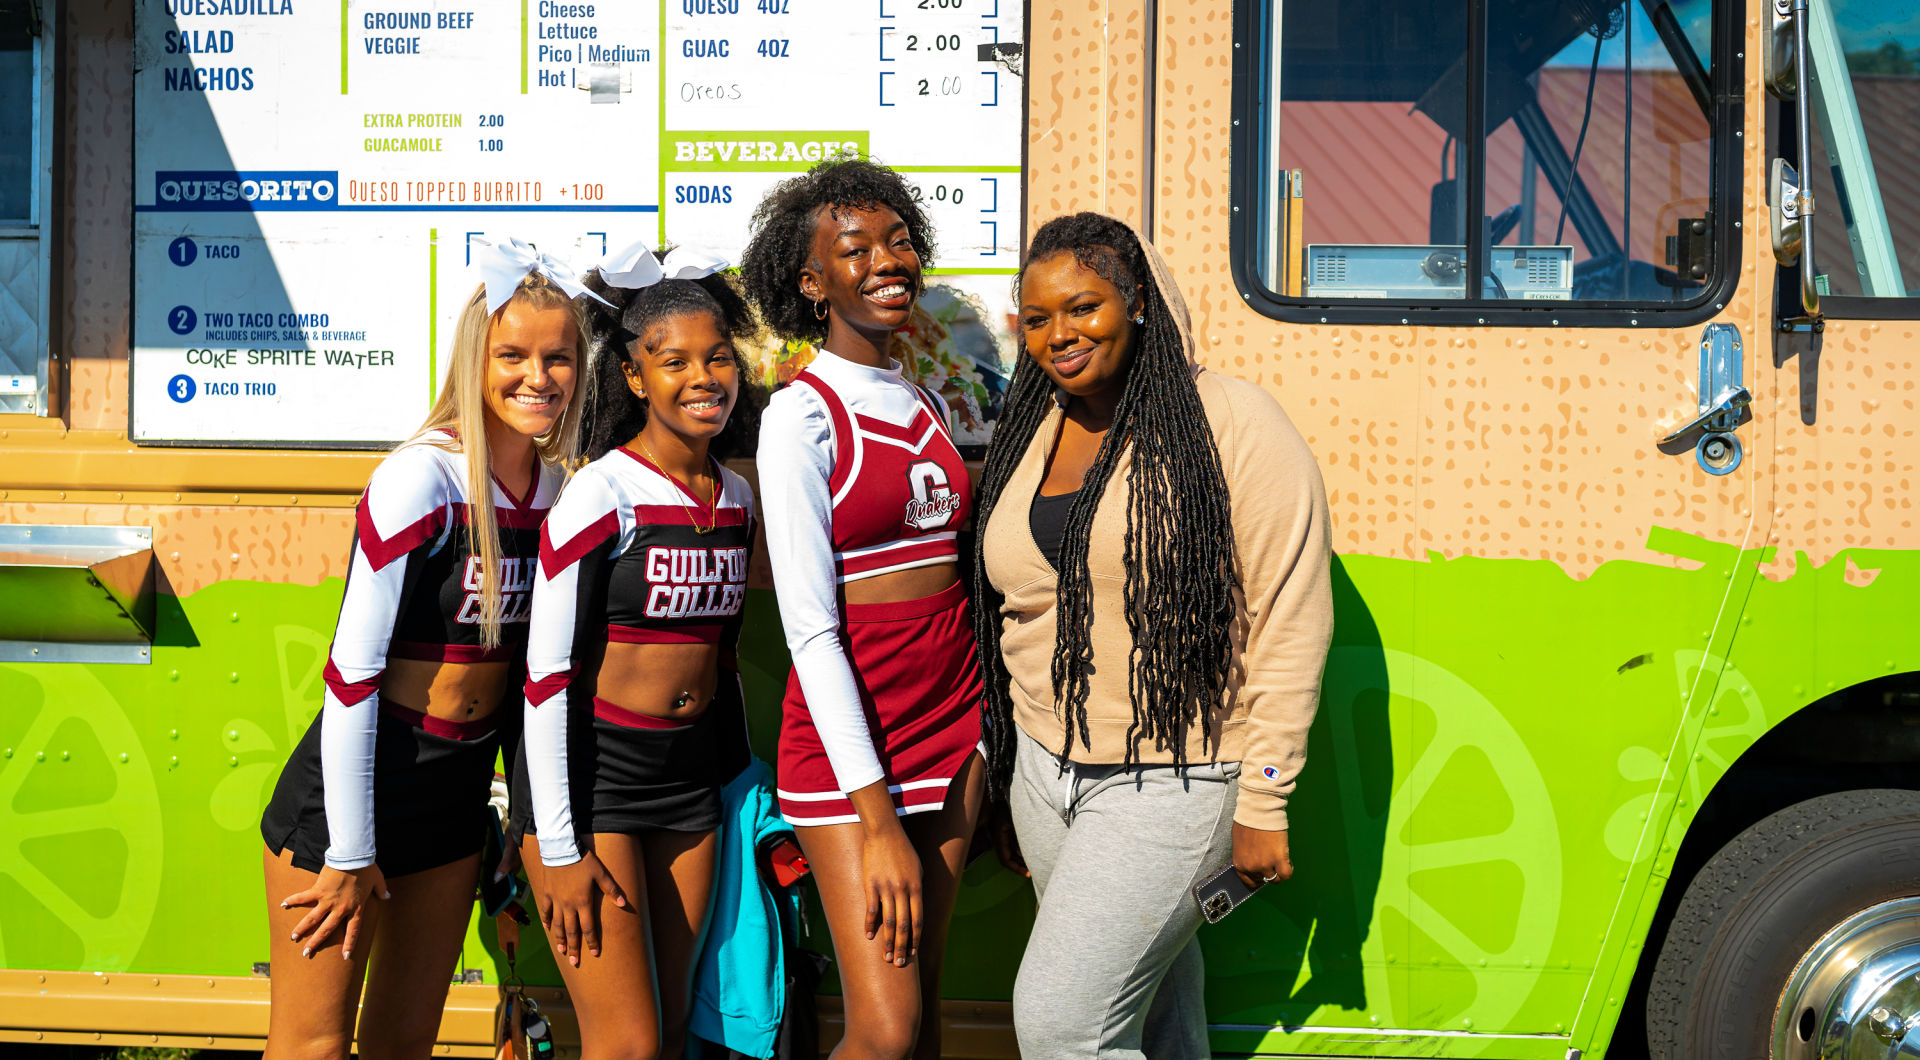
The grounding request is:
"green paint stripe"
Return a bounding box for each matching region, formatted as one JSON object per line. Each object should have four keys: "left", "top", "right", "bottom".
{"left": 339, "top": 0, "right": 348, "bottom": 93}
{"left": 428, "top": 228, "right": 438, "bottom": 403}
{"left": 926, "top": 267, "right": 1017, "bottom": 275}
{"left": 520, "top": 0, "right": 528, "bottom": 93}
{"left": 892, "top": 165, "right": 1022, "bottom": 173}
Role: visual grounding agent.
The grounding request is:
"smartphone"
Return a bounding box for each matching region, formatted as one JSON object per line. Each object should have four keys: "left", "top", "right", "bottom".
{"left": 1191, "top": 864, "right": 1261, "bottom": 925}
{"left": 480, "top": 807, "right": 526, "bottom": 919}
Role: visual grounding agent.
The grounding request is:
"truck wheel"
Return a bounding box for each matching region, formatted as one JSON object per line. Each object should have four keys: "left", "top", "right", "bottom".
{"left": 1646, "top": 788, "right": 1920, "bottom": 1058}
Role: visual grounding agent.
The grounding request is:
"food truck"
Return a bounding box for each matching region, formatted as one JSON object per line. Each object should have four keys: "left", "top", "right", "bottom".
{"left": 2, "top": 0, "right": 1918, "bottom": 1055}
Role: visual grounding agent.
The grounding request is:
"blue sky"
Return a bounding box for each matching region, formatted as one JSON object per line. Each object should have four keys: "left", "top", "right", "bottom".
{"left": 1831, "top": 0, "right": 1920, "bottom": 49}
{"left": 1543, "top": 1, "right": 1708, "bottom": 70}
{"left": 1541, "top": 0, "right": 1920, "bottom": 69}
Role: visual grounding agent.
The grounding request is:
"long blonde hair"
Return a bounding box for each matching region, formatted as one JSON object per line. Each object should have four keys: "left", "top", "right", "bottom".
{"left": 412, "top": 273, "right": 587, "bottom": 648}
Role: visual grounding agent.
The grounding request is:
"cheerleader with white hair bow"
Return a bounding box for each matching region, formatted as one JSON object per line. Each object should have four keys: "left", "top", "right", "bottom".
{"left": 509, "top": 240, "right": 763, "bottom": 1059}
{"left": 260, "top": 238, "right": 593, "bottom": 1060}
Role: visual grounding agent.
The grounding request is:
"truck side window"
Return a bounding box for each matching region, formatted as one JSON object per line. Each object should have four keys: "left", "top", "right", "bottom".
{"left": 0, "top": 0, "right": 51, "bottom": 416}
{"left": 1238, "top": 0, "right": 1729, "bottom": 319}
{"left": 1803, "top": 2, "right": 1920, "bottom": 307}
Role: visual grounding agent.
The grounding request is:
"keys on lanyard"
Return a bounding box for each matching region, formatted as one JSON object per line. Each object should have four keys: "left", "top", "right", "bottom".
{"left": 522, "top": 995, "right": 554, "bottom": 1058}
{"left": 497, "top": 929, "right": 553, "bottom": 1060}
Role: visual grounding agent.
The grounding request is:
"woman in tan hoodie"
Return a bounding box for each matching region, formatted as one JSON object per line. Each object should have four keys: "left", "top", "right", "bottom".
{"left": 972, "top": 212, "right": 1333, "bottom": 1058}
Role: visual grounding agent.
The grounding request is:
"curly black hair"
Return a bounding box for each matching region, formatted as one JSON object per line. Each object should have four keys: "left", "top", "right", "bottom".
{"left": 740, "top": 158, "right": 937, "bottom": 343}
{"left": 576, "top": 267, "right": 763, "bottom": 463}
{"left": 972, "top": 212, "right": 1237, "bottom": 803}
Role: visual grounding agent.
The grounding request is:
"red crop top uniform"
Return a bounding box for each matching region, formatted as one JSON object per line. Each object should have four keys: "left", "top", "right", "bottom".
{"left": 261, "top": 429, "right": 559, "bottom": 877}
{"left": 756, "top": 349, "right": 986, "bottom": 825}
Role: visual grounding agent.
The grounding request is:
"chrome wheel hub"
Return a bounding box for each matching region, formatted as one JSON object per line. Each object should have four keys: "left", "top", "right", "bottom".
{"left": 1775, "top": 897, "right": 1920, "bottom": 1059}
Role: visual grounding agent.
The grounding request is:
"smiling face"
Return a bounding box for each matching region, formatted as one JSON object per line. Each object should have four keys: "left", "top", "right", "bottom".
{"left": 483, "top": 299, "right": 579, "bottom": 438}
{"left": 1018, "top": 250, "right": 1143, "bottom": 404}
{"left": 626, "top": 310, "right": 740, "bottom": 444}
{"left": 798, "top": 203, "right": 922, "bottom": 339}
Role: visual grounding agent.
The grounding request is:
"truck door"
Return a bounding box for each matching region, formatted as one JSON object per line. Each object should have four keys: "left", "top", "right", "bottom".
{"left": 1201, "top": 0, "right": 1764, "bottom": 1045}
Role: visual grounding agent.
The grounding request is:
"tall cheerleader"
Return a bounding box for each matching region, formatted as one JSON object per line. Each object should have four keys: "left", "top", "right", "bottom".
{"left": 511, "top": 243, "right": 760, "bottom": 1059}
{"left": 260, "top": 241, "right": 591, "bottom": 1059}
{"left": 742, "top": 159, "right": 986, "bottom": 1060}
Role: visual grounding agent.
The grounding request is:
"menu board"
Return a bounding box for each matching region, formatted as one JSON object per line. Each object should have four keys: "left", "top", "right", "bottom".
{"left": 131, "top": 0, "right": 1024, "bottom": 446}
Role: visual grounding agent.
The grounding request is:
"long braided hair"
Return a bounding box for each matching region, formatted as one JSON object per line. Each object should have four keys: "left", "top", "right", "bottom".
{"left": 972, "top": 212, "right": 1237, "bottom": 802}
{"left": 576, "top": 266, "right": 762, "bottom": 463}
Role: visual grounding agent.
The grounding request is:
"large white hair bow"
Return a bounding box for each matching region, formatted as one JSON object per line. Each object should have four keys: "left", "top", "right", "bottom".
{"left": 596, "top": 239, "right": 730, "bottom": 289}
{"left": 474, "top": 236, "right": 611, "bottom": 314}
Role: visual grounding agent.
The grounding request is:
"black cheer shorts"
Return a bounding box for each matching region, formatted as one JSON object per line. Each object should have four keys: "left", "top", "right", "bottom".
{"left": 261, "top": 702, "right": 502, "bottom": 879}
{"left": 510, "top": 673, "right": 751, "bottom": 844}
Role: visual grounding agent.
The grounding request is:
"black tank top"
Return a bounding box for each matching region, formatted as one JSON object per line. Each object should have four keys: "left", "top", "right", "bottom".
{"left": 1029, "top": 488, "right": 1081, "bottom": 571}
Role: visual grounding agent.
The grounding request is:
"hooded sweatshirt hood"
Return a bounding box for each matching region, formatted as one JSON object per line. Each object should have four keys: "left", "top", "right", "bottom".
{"left": 1119, "top": 215, "right": 1201, "bottom": 371}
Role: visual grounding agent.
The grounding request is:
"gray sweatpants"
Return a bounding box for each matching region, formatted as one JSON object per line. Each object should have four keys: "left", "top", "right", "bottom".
{"left": 1008, "top": 728, "right": 1239, "bottom": 1060}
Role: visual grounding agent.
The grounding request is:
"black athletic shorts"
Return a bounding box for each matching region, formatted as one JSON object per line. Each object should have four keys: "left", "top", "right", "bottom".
{"left": 510, "top": 672, "right": 750, "bottom": 845}
{"left": 261, "top": 702, "right": 501, "bottom": 878}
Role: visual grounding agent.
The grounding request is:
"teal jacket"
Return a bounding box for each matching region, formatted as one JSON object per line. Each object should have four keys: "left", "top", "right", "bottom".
{"left": 691, "top": 758, "right": 800, "bottom": 1059}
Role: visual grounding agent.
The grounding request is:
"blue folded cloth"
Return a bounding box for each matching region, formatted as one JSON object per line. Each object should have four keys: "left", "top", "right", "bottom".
{"left": 690, "top": 757, "right": 801, "bottom": 1060}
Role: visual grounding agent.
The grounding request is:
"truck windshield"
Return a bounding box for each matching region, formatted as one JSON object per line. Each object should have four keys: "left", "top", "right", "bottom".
{"left": 1252, "top": 0, "right": 1723, "bottom": 307}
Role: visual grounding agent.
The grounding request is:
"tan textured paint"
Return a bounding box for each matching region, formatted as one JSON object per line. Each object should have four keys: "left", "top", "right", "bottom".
{"left": 1016, "top": 0, "right": 1900, "bottom": 577}
{"left": 0, "top": 503, "right": 350, "bottom": 596}
{"left": 22, "top": 0, "right": 1915, "bottom": 588}
{"left": 61, "top": 0, "right": 135, "bottom": 433}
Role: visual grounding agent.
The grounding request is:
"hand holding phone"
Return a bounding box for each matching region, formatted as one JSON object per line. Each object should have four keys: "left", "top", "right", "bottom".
{"left": 1192, "top": 864, "right": 1262, "bottom": 924}
{"left": 480, "top": 805, "right": 527, "bottom": 919}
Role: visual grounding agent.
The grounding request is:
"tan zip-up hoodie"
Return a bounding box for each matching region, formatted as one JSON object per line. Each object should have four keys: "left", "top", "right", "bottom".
{"left": 980, "top": 219, "right": 1333, "bottom": 831}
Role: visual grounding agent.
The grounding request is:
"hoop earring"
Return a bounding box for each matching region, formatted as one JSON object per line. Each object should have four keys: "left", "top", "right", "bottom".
{"left": 813, "top": 299, "right": 829, "bottom": 321}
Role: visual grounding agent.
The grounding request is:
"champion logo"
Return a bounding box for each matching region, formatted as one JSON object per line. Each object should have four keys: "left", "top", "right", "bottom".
{"left": 1261, "top": 765, "right": 1279, "bottom": 780}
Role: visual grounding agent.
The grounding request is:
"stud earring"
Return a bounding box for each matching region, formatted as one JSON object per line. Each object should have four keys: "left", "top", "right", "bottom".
{"left": 1134, "top": 314, "right": 1145, "bottom": 324}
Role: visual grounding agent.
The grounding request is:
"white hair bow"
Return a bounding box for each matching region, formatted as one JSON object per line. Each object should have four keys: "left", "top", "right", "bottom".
{"left": 473, "top": 236, "right": 611, "bottom": 314}
{"left": 597, "top": 239, "right": 730, "bottom": 289}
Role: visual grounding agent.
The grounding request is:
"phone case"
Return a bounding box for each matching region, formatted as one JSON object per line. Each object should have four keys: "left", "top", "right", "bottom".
{"left": 1192, "top": 864, "right": 1260, "bottom": 924}
{"left": 480, "top": 808, "right": 526, "bottom": 918}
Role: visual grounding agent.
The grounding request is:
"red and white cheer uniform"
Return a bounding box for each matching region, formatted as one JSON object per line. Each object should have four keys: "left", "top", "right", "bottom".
{"left": 757, "top": 349, "right": 985, "bottom": 825}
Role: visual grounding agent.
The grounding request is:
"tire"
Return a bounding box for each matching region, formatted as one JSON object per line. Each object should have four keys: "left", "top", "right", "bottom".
{"left": 1645, "top": 788, "right": 1920, "bottom": 1058}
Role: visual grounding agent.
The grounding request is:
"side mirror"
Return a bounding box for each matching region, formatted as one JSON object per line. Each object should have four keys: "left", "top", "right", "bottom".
{"left": 1764, "top": 0, "right": 1797, "bottom": 99}
{"left": 1769, "top": 158, "right": 1803, "bottom": 266}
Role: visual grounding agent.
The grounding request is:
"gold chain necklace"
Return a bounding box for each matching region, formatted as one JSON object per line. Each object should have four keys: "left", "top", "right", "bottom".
{"left": 634, "top": 438, "right": 719, "bottom": 535}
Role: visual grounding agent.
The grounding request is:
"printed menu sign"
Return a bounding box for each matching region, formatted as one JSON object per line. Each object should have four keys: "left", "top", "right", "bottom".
{"left": 133, "top": 0, "right": 1023, "bottom": 446}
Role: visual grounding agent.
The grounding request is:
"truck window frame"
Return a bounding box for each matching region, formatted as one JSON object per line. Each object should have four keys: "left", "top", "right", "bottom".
{"left": 1774, "top": 6, "right": 1920, "bottom": 322}
{"left": 1228, "top": 0, "right": 1747, "bottom": 329}
{"left": 0, "top": 0, "right": 55, "bottom": 416}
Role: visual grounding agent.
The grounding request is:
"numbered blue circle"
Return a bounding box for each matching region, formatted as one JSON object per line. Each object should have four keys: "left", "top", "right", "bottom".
{"left": 167, "top": 374, "right": 196, "bottom": 403}
{"left": 167, "top": 305, "right": 197, "bottom": 335}
{"left": 168, "top": 237, "right": 198, "bottom": 267}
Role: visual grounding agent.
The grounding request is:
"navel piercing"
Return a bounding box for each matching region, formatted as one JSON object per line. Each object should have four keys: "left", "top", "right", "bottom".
{"left": 673, "top": 691, "right": 693, "bottom": 709}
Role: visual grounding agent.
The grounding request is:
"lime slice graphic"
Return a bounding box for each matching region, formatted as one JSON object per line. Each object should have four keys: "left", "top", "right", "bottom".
{"left": 1670, "top": 650, "right": 1769, "bottom": 799}
{"left": 1322, "top": 647, "right": 1562, "bottom": 1030}
{"left": 1604, "top": 651, "right": 1770, "bottom": 863}
{"left": 0, "top": 668, "right": 163, "bottom": 971}
{"left": 208, "top": 622, "right": 334, "bottom": 831}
